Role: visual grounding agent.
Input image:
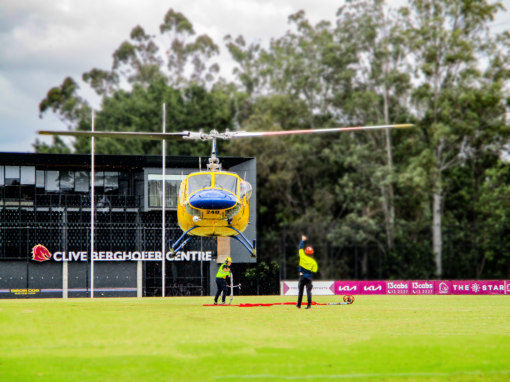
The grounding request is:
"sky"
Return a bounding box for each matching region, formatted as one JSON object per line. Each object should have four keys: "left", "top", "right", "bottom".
{"left": 1, "top": 0, "right": 509, "bottom": 153}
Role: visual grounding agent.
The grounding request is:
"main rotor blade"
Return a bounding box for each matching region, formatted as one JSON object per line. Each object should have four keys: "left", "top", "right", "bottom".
{"left": 232, "top": 124, "right": 413, "bottom": 138}
{"left": 38, "top": 130, "right": 190, "bottom": 140}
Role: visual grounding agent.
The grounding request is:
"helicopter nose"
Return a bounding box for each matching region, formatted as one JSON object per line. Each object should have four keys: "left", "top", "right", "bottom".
{"left": 189, "top": 190, "right": 237, "bottom": 210}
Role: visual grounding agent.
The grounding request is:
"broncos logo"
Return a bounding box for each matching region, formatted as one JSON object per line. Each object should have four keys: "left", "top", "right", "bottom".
{"left": 32, "top": 244, "right": 52, "bottom": 262}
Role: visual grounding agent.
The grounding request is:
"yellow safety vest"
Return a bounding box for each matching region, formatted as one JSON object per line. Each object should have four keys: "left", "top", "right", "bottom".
{"left": 299, "top": 249, "right": 318, "bottom": 272}
{"left": 216, "top": 263, "right": 230, "bottom": 279}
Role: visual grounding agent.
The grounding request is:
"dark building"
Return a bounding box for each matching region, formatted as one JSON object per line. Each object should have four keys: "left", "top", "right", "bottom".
{"left": 0, "top": 153, "right": 256, "bottom": 299}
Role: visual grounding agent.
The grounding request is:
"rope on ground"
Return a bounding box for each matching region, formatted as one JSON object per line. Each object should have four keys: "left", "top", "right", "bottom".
{"left": 203, "top": 297, "right": 355, "bottom": 308}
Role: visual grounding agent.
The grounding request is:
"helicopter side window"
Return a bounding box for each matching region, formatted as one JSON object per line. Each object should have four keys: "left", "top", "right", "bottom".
{"left": 240, "top": 181, "right": 252, "bottom": 199}
{"left": 179, "top": 182, "right": 186, "bottom": 203}
{"left": 214, "top": 174, "right": 238, "bottom": 195}
{"left": 188, "top": 174, "right": 212, "bottom": 195}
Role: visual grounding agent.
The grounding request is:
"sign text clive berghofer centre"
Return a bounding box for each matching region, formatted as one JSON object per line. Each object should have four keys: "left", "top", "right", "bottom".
{"left": 51, "top": 251, "right": 213, "bottom": 262}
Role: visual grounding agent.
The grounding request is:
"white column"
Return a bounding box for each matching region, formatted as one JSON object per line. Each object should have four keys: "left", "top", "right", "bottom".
{"left": 90, "top": 110, "right": 95, "bottom": 298}
{"left": 137, "top": 260, "right": 142, "bottom": 298}
{"left": 162, "top": 103, "right": 166, "bottom": 298}
{"left": 62, "top": 261, "right": 68, "bottom": 299}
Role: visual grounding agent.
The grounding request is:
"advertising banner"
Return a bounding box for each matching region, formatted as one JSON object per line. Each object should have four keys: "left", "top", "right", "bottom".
{"left": 451, "top": 280, "right": 506, "bottom": 295}
{"left": 360, "top": 281, "right": 386, "bottom": 295}
{"left": 409, "top": 280, "right": 435, "bottom": 295}
{"left": 282, "top": 281, "right": 335, "bottom": 296}
{"left": 435, "top": 281, "right": 452, "bottom": 295}
{"left": 334, "top": 281, "right": 360, "bottom": 295}
{"left": 283, "top": 280, "right": 509, "bottom": 296}
{"left": 386, "top": 281, "right": 410, "bottom": 295}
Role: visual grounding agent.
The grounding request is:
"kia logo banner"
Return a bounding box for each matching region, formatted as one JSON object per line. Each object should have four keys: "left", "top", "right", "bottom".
{"left": 361, "top": 281, "right": 387, "bottom": 295}
{"left": 282, "top": 280, "right": 509, "bottom": 295}
{"left": 334, "top": 281, "right": 358, "bottom": 293}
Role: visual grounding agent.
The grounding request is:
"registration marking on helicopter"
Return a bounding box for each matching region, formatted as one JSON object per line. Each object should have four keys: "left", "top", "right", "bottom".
{"left": 204, "top": 210, "right": 221, "bottom": 217}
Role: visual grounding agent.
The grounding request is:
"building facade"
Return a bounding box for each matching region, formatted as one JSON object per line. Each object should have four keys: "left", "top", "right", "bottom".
{"left": 0, "top": 153, "right": 256, "bottom": 299}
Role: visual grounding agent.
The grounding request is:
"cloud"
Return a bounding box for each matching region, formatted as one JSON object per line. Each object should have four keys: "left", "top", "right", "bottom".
{"left": 0, "top": 0, "right": 508, "bottom": 152}
{"left": 0, "top": 0, "right": 343, "bottom": 152}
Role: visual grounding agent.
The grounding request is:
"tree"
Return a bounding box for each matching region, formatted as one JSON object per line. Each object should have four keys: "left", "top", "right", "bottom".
{"left": 83, "top": 25, "right": 163, "bottom": 97}
{"left": 408, "top": 0, "right": 508, "bottom": 277}
{"left": 38, "top": 77, "right": 90, "bottom": 130}
{"left": 32, "top": 136, "right": 72, "bottom": 154}
{"left": 160, "top": 9, "right": 220, "bottom": 87}
{"left": 37, "top": 8, "right": 224, "bottom": 155}
{"left": 332, "top": 1, "right": 414, "bottom": 249}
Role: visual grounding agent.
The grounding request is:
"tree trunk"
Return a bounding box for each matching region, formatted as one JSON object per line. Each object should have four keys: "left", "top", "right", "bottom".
{"left": 383, "top": 85, "right": 395, "bottom": 249}
{"left": 433, "top": 192, "right": 443, "bottom": 278}
{"left": 361, "top": 246, "right": 368, "bottom": 280}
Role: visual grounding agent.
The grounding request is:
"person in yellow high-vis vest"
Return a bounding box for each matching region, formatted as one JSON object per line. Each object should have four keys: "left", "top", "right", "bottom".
{"left": 296, "top": 235, "right": 318, "bottom": 309}
{"left": 214, "top": 257, "right": 232, "bottom": 305}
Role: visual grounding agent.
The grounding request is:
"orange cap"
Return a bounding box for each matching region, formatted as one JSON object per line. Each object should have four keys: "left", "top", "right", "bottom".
{"left": 305, "top": 246, "right": 314, "bottom": 255}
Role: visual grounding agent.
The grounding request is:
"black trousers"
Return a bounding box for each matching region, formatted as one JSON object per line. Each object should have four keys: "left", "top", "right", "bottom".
{"left": 297, "top": 276, "right": 313, "bottom": 307}
{"left": 214, "top": 277, "right": 228, "bottom": 303}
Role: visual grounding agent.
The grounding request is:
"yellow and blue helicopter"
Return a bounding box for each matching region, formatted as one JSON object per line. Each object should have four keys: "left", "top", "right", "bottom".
{"left": 39, "top": 123, "right": 412, "bottom": 258}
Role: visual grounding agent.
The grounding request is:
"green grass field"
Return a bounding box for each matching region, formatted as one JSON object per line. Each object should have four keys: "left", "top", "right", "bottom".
{"left": 1, "top": 295, "right": 509, "bottom": 382}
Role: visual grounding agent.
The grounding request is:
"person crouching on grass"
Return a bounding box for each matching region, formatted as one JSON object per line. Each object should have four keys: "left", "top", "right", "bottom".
{"left": 296, "top": 235, "right": 318, "bottom": 309}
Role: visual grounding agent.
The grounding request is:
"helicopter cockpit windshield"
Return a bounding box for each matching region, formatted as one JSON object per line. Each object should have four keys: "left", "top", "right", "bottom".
{"left": 188, "top": 174, "right": 212, "bottom": 195}
{"left": 214, "top": 174, "right": 238, "bottom": 195}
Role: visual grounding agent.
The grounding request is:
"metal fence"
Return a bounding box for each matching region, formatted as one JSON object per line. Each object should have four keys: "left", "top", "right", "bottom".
{"left": 0, "top": 197, "right": 215, "bottom": 297}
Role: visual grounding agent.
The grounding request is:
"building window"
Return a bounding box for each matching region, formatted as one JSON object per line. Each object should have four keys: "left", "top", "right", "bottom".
{"left": 148, "top": 174, "right": 182, "bottom": 208}
{"left": 20, "top": 167, "right": 35, "bottom": 201}
{"left": 60, "top": 171, "right": 75, "bottom": 193}
{"left": 20, "top": 167, "right": 35, "bottom": 185}
{"left": 119, "top": 172, "right": 131, "bottom": 196}
{"left": 45, "top": 171, "right": 60, "bottom": 193}
{"left": 94, "top": 171, "right": 104, "bottom": 195}
{"left": 0, "top": 166, "right": 4, "bottom": 200}
{"left": 36, "top": 170, "right": 45, "bottom": 194}
{"left": 5, "top": 166, "right": 20, "bottom": 199}
{"left": 104, "top": 172, "right": 119, "bottom": 195}
{"left": 5, "top": 166, "right": 20, "bottom": 186}
{"left": 74, "top": 171, "right": 89, "bottom": 193}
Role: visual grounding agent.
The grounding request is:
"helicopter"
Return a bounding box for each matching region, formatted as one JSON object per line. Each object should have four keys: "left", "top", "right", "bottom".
{"left": 39, "top": 123, "right": 412, "bottom": 258}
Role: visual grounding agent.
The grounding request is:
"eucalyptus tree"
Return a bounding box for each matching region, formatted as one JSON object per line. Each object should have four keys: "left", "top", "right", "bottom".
{"left": 37, "top": 8, "right": 224, "bottom": 154}
{"left": 83, "top": 25, "right": 163, "bottom": 96}
{"left": 328, "top": 0, "right": 413, "bottom": 249}
{"left": 160, "top": 9, "right": 220, "bottom": 87}
{"left": 407, "top": 0, "right": 509, "bottom": 277}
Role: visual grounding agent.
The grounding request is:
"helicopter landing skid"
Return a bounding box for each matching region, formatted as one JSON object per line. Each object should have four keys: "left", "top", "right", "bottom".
{"left": 226, "top": 227, "right": 257, "bottom": 258}
{"left": 168, "top": 226, "right": 199, "bottom": 257}
{"left": 167, "top": 226, "right": 257, "bottom": 259}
